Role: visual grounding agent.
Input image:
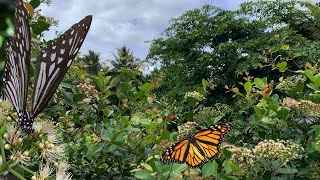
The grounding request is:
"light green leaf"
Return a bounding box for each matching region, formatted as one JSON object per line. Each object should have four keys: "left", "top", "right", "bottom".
{"left": 202, "top": 162, "right": 214, "bottom": 177}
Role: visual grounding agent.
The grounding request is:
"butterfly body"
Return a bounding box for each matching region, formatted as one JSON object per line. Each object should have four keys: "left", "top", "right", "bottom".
{"left": 17, "top": 111, "right": 33, "bottom": 133}
{"left": 3, "top": 0, "right": 92, "bottom": 133}
{"left": 161, "top": 123, "right": 231, "bottom": 168}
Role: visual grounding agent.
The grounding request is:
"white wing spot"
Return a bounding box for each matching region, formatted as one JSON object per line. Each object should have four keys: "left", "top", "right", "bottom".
{"left": 49, "top": 63, "right": 55, "bottom": 75}
{"left": 67, "top": 59, "right": 73, "bottom": 67}
{"left": 50, "top": 53, "right": 56, "bottom": 62}
{"left": 58, "top": 57, "right": 63, "bottom": 64}
{"left": 60, "top": 49, "right": 65, "bottom": 55}
{"left": 42, "top": 53, "right": 47, "bottom": 58}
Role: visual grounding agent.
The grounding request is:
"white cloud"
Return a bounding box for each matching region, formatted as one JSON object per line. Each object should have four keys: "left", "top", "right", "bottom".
{"left": 39, "top": 0, "right": 244, "bottom": 64}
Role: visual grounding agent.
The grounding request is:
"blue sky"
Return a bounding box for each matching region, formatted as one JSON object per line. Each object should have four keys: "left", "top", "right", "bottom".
{"left": 38, "top": 0, "right": 254, "bottom": 72}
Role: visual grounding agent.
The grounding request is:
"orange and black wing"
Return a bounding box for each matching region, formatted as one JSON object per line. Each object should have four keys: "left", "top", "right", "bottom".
{"left": 161, "top": 139, "right": 207, "bottom": 168}
{"left": 184, "top": 142, "right": 207, "bottom": 168}
{"left": 161, "top": 140, "right": 190, "bottom": 164}
{"left": 194, "top": 123, "right": 231, "bottom": 160}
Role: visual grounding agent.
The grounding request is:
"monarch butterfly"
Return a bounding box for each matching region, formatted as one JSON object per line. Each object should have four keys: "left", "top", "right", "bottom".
{"left": 3, "top": 0, "right": 92, "bottom": 133}
{"left": 161, "top": 123, "right": 231, "bottom": 168}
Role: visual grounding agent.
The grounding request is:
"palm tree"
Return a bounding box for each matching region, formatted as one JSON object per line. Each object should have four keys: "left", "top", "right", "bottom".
{"left": 111, "top": 46, "right": 140, "bottom": 72}
{"left": 82, "top": 50, "right": 102, "bottom": 75}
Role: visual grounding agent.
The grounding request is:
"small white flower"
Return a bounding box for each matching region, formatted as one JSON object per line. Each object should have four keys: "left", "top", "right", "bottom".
{"left": 11, "top": 151, "right": 30, "bottom": 165}
{"left": 33, "top": 120, "right": 55, "bottom": 135}
{"left": 35, "top": 164, "right": 53, "bottom": 180}
{"left": 56, "top": 172, "right": 72, "bottom": 180}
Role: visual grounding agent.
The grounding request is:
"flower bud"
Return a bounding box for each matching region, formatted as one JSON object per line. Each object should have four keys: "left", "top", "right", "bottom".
{"left": 38, "top": 143, "right": 44, "bottom": 149}
{"left": 4, "top": 144, "right": 11, "bottom": 150}
{"left": 23, "top": 151, "right": 29, "bottom": 156}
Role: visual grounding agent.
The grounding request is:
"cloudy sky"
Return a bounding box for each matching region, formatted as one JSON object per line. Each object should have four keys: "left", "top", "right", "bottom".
{"left": 39, "top": 0, "right": 247, "bottom": 71}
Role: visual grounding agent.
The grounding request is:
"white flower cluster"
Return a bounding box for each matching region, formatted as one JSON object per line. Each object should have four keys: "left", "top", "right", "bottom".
{"left": 227, "top": 145, "right": 255, "bottom": 172}
{"left": 227, "top": 139, "right": 304, "bottom": 174}
{"left": 0, "top": 99, "right": 13, "bottom": 120}
{"left": 3, "top": 119, "right": 72, "bottom": 180}
{"left": 253, "top": 139, "right": 304, "bottom": 165}
{"left": 178, "top": 122, "right": 198, "bottom": 139}
{"left": 275, "top": 75, "right": 307, "bottom": 91}
{"left": 184, "top": 91, "right": 205, "bottom": 101}
{"left": 284, "top": 98, "right": 320, "bottom": 117}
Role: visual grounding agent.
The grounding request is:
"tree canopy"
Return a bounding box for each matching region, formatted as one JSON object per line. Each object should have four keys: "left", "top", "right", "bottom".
{"left": 147, "top": 0, "right": 320, "bottom": 101}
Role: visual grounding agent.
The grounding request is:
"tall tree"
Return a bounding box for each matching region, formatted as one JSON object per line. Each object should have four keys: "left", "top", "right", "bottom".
{"left": 147, "top": 1, "right": 320, "bottom": 102}
{"left": 111, "top": 46, "right": 140, "bottom": 72}
{"left": 82, "top": 50, "right": 102, "bottom": 75}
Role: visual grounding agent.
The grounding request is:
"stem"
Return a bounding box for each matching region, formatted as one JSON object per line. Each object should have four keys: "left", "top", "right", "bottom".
{"left": 117, "top": 156, "right": 124, "bottom": 177}
{"left": 0, "top": 160, "right": 13, "bottom": 174}
{"left": 0, "top": 131, "right": 6, "bottom": 163}
{"left": 8, "top": 168, "right": 27, "bottom": 180}
{"left": 8, "top": 161, "right": 18, "bottom": 169}
{"left": 17, "top": 164, "right": 34, "bottom": 175}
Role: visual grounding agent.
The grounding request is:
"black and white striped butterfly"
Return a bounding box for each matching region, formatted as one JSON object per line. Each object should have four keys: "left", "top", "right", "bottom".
{"left": 3, "top": 0, "right": 92, "bottom": 133}
{"left": 290, "top": 116, "right": 320, "bottom": 125}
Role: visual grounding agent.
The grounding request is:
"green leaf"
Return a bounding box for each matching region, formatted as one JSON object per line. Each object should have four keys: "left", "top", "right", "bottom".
{"left": 261, "top": 117, "right": 277, "bottom": 125}
{"left": 293, "top": 53, "right": 302, "bottom": 58}
{"left": 101, "top": 128, "right": 114, "bottom": 141}
{"left": 222, "top": 160, "right": 232, "bottom": 174}
{"left": 232, "top": 87, "right": 239, "bottom": 93}
{"left": 109, "top": 76, "right": 121, "bottom": 87}
{"left": 244, "top": 82, "right": 253, "bottom": 92}
{"left": 170, "top": 132, "right": 177, "bottom": 141}
{"left": 59, "top": 82, "right": 73, "bottom": 89}
{"left": 254, "top": 78, "right": 265, "bottom": 89}
{"left": 140, "top": 163, "right": 153, "bottom": 171}
{"left": 202, "top": 162, "right": 214, "bottom": 177}
{"left": 281, "top": 45, "right": 289, "bottom": 50}
{"left": 304, "top": 69, "right": 315, "bottom": 82}
{"left": 140, "top": 118, "right": 151, "bottom": 125}
{"left": 276, "top": 167, "right": 298, "bottom": 174}
{"left": 307, "top": 83, "right": 317, "bottom": 91}
{"left": 197, "top": 87, "right": 206, "bottom": 95}
{"left": 277, "top": 108, "right": 289, "bottom": 119}
{"left": 134, "top": 170, "right": 154, "bottom": 179}
{"left": 314, "top": 73, "right": 320, "bottom": 87}
{"left": 184, "top": 111, "right": 194, "bottom": 121}
{"left": 277, "top": 62, "right": 287, "bottom": 72}
{"left": 212, "top": 160, "right": 218, "bottom": 176}
{"left": 112, "top": 131, "right": 125, "bottom": 142}
{"left": 103, "top": 108, "right": 114, "bottom": 117}
{"left": 202, "top": 79, "right": 209, "bottom": 88}
{"left": 268, "top": 94, "right": 279, "bottom": 112}
{"left": 31, "top": 16, "right": 50, "bottom": 35}
{"left": 161, "top": 130, "right": 170, "bottom": 140}
{"left": 73, "top": 93, "right": 84, "bottom": 102}
{"left": 86, "top": 143, "right": 104, "bottom": 157}
{"left": 132, "top": 115, "right": 140, "bottom": 125}
{"left": 186, "top": 97, "right": 197, "bottom": 107}
{"left": 172, "top": 164, "right": 185, "bottom": 172}
{"left": 29, "top": 0, "right": 40, "bottom": 8}
{"left": 315, "top": 126, "right": 320, "bottom": 137}
{"left": 139, "top": 83, "right": 152, "bottom": 92}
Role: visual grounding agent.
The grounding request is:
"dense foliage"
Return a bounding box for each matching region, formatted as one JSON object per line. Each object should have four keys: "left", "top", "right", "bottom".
{"left": 0, "top": 0, "right": 319, "bottom": 179}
